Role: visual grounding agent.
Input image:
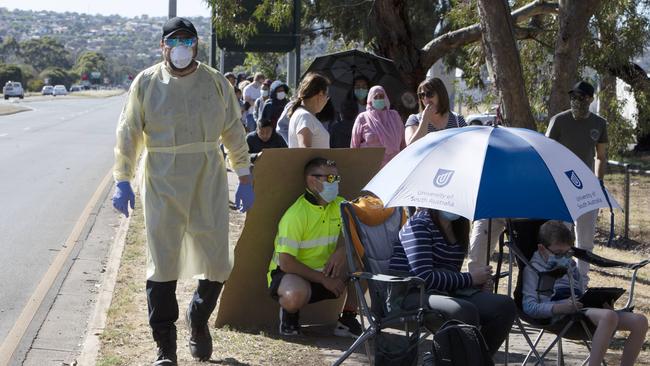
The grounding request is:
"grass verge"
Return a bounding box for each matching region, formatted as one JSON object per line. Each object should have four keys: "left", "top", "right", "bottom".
{"left": 96, "top": 196, "right": 332, "bottom": 366}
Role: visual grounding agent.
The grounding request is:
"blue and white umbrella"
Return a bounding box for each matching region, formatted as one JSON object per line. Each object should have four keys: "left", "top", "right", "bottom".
{"left": 364, "top": 126, "right": 620, "bottom": 222}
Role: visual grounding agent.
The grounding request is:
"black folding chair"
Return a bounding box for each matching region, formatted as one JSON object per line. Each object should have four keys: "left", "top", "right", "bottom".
{"left": 495, "top": 219, "right": 649, "bottom": 366}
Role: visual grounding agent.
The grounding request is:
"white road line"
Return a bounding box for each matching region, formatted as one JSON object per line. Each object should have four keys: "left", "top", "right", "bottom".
{"left": 0, "top": 169, "right": 113, "bottom": 366}
{"left": 0, "top": 134, "right": 7, "bottom": 137}
{"left": 23, "top": 127, "right": 30, "bottom": 131}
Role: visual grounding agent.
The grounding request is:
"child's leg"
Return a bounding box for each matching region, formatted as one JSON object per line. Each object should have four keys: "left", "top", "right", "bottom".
{"left": 584, "top": 308, "right": 619, "bottom": 366}
{"left": 616, "top": 311, "right": 648, "bottom": 366}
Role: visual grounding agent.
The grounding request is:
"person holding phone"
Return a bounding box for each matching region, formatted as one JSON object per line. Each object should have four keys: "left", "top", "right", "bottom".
{"left": 404, "top": 77, "right": 466, "bottom": 146}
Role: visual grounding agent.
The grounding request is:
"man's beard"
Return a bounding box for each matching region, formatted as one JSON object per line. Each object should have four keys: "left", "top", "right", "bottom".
{"left": 570, "top": 100, "right": 591, "bottom": 119}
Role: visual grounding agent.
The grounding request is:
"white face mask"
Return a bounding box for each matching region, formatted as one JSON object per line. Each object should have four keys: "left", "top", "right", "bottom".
{"left": 170, "top": 45, "right": 193, "bottom": 69}
{"left": 261, "top": 90, "right": 269, "bottom": 97}
{"left": 276, "top": 91, "right": 286, "bottom": 100}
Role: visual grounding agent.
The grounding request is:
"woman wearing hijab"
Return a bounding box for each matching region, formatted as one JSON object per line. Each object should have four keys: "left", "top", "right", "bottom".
{"left": 350, "top": 85, "right": 405, "bottom": 167}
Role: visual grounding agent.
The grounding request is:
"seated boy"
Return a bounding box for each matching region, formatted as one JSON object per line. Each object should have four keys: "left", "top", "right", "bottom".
{"left": 266, "top": 157, "right": 361, "bottom": 337}
{"left": 522, "top": 220, "right": 648, "bottom": 366}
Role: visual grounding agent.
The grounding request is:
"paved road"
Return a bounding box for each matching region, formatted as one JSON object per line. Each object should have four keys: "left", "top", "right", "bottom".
{"left": 0, "top": 95, "right": 125, "bottom": 348}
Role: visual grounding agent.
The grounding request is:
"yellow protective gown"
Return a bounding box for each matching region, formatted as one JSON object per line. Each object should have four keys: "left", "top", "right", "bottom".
{"left": 114, "top": 62, "right": 250, "bottom": 282}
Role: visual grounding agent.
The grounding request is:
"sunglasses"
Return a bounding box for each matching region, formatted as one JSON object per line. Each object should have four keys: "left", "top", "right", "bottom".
{"left": 310, "top": 174, "right": 341, "bottom": 183}
{"left": 418, "top": 90, "right": 435, "bottom": 99}
{"left": 164, "top": 37, "right": 197, "bottom": 48}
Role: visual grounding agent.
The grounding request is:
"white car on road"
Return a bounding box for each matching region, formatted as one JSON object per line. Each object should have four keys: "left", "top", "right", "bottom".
{"left": 53, "top": 85, "right": 68, "bottom": 96}
{"left": 3, "top": 81, "right": 24, "bottom": 100}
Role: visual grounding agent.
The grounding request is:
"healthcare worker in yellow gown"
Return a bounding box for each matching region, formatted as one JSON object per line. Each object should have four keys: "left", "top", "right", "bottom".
{"left": 112, "top": 17, "right": 253, "bottom": 366}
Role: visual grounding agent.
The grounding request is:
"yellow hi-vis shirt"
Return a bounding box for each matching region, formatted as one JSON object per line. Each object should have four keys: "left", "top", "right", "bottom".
{"left": 267, "top": 194, "right": 345, "bottom": 286}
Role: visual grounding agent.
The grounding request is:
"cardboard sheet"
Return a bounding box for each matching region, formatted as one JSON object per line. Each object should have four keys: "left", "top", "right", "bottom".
{"left": 216, "top": 147, "right": 384, "bottom": 330}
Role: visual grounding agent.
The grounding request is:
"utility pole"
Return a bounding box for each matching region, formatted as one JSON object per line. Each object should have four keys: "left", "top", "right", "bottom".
{"left": 293, "top": 0, "right": 301, "bottom": 86}
{"left": 168, "top": 0, "right": 177, "bottom": 18}
{"left": 210, "top": 4, "right": 217, "bottom": 69}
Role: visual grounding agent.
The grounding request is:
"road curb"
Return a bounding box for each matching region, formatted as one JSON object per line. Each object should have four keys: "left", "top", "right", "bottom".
{"left": 75, "top": 213, "right": 130, "bottom": 366}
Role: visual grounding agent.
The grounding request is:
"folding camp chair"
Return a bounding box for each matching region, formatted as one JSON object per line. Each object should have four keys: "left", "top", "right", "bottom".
{"left": 334, "top": 196, "right": 440, "bottom": 366}
{"left": 495, "top": 219, "right": 650, "bottom": 366}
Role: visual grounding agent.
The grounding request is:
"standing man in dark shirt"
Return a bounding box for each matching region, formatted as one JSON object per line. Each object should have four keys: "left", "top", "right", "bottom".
{"left": 546, "top": 80, "right": 608, "bottom": 290}
{"left": 246, "top": 118, "right": 287, "bottom": 163}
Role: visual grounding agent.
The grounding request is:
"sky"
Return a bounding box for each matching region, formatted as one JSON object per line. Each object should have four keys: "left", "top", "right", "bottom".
{"left": 1, "top": 0, "right": 212, "bottom": 18}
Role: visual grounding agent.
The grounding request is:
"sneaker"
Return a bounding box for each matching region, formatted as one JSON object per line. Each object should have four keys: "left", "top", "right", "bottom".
{"left": 279, "top": 308, "right": 301, "bottom": 336}
{"left": 185, "top": 307, "right": 213, "bottom": 361}
{"left": 334, "top": 311, "right": 362, "bottom": 338}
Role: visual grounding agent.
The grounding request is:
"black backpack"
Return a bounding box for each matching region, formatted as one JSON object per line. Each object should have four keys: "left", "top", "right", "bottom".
{"left": 428, "top": 320, "right": 494, "bottom": 366}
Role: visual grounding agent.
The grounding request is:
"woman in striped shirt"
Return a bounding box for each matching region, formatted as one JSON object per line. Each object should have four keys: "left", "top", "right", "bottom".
{"left": 390, "top": 208, "right": 515, "bottom": 357}
{"left": 404, "top": 77, "right": 466, "bottom": 146}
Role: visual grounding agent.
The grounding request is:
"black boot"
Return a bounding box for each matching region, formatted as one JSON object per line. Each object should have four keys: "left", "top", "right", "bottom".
{"left": 186, "top": 307, "right": 212, "bottom": 361}
{"left": 152, "top": 325, "right": 177, "bottom": 366}
{"left": 186, "top": 280, "right": 222, "bottom": 361}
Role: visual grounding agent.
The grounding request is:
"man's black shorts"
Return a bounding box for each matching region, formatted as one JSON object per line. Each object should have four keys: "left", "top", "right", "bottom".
{"left": 269, "top": 268, "right": 338, "bottom": 304}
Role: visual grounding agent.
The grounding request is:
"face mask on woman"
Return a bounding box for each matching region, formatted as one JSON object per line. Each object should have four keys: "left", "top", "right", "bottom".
{"left": 276, "top": 91, "right": 286, "bottom": 100}
{"left": 372, "top": 99, "right": 386, "bottom": 110}
{"left": 261, "top": 90, "right": 269, "bottom": 97}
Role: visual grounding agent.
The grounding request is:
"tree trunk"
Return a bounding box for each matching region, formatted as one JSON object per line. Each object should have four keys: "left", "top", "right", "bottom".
{"left": 369, "top": 0, "right": 426, "bottom": 109}
{"left": 599, "top": 73, "right": 617, "bottom": 122}
{"left": 548, "top": 0, "right": 602, "bottom": 117}
{"left": 605, "top": 63, "right": 650, "bottom": 151}
{"left": 477, "top": 0, "right": 536, "bottom": 129}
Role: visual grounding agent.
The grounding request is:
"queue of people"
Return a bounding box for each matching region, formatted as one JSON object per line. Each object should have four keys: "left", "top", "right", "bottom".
{"left": 110, "top": 17, "right": 645, "bottom": 366}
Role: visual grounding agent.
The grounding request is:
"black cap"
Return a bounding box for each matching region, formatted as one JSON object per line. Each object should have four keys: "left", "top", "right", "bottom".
{"left": 162, "top": 17, "right": 198, "bottom": 39}
{"left": 568, "top": 81, "right": 594, "bottom": 97}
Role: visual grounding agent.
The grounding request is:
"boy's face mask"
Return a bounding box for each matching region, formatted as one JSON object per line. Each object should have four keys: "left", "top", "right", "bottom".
{"left": 545, "top": 247, "right": 574, "bottom": 269}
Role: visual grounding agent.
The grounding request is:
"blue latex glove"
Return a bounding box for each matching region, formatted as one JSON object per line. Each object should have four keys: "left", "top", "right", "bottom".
{"left": 112, "top": 181, "right": 135, "bottom": 217}
{"left": 234, "top": 182, "right": 254, "bottom": 213}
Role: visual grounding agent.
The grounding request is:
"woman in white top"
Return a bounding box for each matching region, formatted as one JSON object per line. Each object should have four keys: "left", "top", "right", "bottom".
{"left": 287, "top": 72, "right": 331, "bottom": 148}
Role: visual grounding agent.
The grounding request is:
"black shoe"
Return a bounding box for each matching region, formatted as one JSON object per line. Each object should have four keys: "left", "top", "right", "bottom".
{"left": 334, "top": 311, "right": 362, "bottom": 338}
{"left": 186, "top": 307, "right": 213, "bottom": 361}
{"left": 279, "top": 308, "right": 301, "bottom": 336}
{"left": 152, "top": 326, "right": 177, "bottom": 366}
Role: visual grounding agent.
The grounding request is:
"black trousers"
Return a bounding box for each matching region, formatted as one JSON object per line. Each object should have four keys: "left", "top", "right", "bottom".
{"left": 146, "top": 279, "right": 223, "bottom": 337}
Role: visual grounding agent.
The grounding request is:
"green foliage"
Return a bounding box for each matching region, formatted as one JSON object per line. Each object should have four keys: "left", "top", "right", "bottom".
{"left": 73, "top": 51, "right": 108, "bottom": 83}
{"left": 18, "top": 37, "right": 71, "bottom": 71}
{"left": 39, "top": 67, "right": 75, "bottom": 88}
{"left": 27, "top": 78, "right": 44, "bottom": 92}
{"left": 608, "top": 112, "right": 636, "bottom": 159}
{"left": 243, "top": 52, "right": 284, "bottom": 80}
{"left": 0, "top": 36, "right": 20, "bottom": 63}
{"left": 0, "top": 63, "right": 23, "bottom": 86}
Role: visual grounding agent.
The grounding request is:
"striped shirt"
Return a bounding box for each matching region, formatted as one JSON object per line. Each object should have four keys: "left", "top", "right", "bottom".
{"left": 405, "top": 112, "right": 467, "bottom": 133}
{"left": 390, "top": 210, "right": 472, "bottom": 292}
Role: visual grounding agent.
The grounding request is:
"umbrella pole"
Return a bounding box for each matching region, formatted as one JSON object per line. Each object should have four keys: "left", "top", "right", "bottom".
{"left": 486, "top": 218, "right": 492, "bottom": 265}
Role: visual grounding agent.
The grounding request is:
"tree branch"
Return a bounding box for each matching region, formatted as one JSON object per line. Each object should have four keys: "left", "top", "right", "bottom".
{"left": 421, "top": 0, "right": 559, "bottom": 66}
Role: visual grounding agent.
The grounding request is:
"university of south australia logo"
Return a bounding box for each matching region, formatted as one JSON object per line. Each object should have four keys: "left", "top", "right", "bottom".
{"left": 565, "top": 170, "right": 583, "bottom": 189}
{"left": 433, "top": 169, "right": 455, "bottom": 188}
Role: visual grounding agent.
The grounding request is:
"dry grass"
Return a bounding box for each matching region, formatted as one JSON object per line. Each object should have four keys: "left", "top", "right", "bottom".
{"left": 71, "top": 90, "right": 125, "bottom": 98}
{"left": 597, "top": 173, "right": 650, "bottom": 245}
{"left": 97, "top": 179, "right": 650, "bottom": 365}
{"left": 96, "top": 197, "right": 333, "bottom": 366}
{"left": 0, "top": 103, "right": 30, "bottom": 115}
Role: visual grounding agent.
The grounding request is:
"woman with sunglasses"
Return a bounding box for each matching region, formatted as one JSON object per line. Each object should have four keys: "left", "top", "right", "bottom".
{"left": 287, "top": 72, "right": 332, "bottom": 148}
{"left": 350, "top": 85, "right": 405, "bottom": 167}
{"left": 404, "top": 78, "right": 466, "bottom": 145}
